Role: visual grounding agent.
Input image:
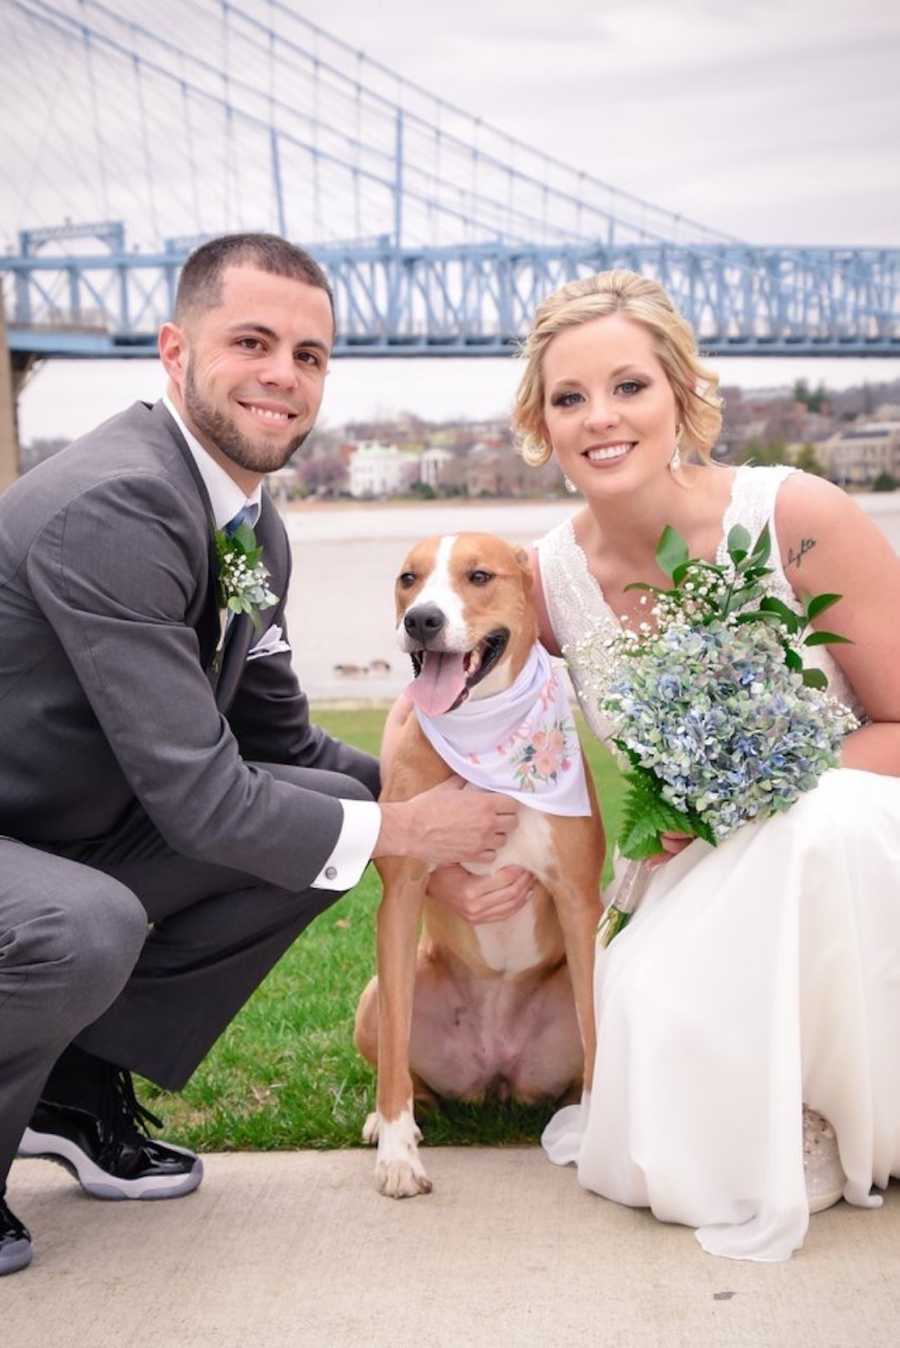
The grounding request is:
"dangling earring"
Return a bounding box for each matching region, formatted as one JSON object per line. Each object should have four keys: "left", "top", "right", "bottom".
{"left": 669, "top": 425, "right": 683, "bottom": 473}
{"left": 564, "top": 476, "right": 578, "bottom": 495}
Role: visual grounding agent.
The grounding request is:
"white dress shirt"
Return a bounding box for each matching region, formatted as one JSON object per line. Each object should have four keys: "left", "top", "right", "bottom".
{"left": 163, "top": 395, "right": 380, "bottom": 892}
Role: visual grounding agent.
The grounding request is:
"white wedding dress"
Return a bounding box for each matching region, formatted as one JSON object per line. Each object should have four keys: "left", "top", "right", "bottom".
{"left": 537, "top": 465, "right": 900, "bottom": 1261}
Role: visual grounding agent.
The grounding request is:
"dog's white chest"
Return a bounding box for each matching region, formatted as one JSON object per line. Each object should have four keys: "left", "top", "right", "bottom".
{"left": 464, "top": 807, "right": 555, "bottom": 975}
{"left": 464, "top": 803, "right": 554, "bottom": 881}
{"left": 472, "top": 902, "right": 542, "bottom": 975}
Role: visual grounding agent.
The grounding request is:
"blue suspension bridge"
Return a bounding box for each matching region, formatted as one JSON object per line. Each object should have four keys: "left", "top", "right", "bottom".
{"left": 1, "top": 0, "right": 899, "bottom": 373}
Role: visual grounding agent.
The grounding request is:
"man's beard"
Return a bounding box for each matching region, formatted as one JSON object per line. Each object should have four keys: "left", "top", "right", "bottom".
{"left": 183, "top": 361, "right": 311, "bottom": 474}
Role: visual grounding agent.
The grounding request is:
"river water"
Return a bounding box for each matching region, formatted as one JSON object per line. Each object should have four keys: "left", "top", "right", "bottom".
{"left": 282, "top": 494, "right": 900, "bottom": 703}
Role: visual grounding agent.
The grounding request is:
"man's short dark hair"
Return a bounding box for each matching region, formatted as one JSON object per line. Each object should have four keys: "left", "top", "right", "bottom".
{"left": 174, "top": 233, "right": 334, "bottom": 323}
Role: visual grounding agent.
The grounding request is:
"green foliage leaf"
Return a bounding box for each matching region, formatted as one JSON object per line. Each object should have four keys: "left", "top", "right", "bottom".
{"left": 671, "top": 561, "right": 691, "bottom": 586}
{"left": 723, "top": 582, "right": 764, "bottom": 616}
{"left": 726, "top": 524, "right": 751, "bottom": 564}
{"left": 616, "top": 763, "right": 703, "bottom": 860}
{"left": 233, "top": 522, "right": 258, "bottom": 551}
{"left": 617, "top": 819, "right": 666, "bottom": 861}
{"left": 803, "top": 631, "right": 853, "bottom": 647}
{"left": 742, "top": 564, "right": 774, "bottom": 584}
{"left": 623, "top": 582, "right": 666, "bottom": 595}
{"left": 734, "top": 610, "right": 785, "bottom": 628}
{"left": 759, "top": 596, "right": 801, "bottom": 634}
{"left": 748, "top": 523, "right": 772, "bottom": 567}
{"left": 784, "top": 647, "right": 803, "bottom": 672}
{"left": 802, "top": 667, "right": 828, "bottom": 690}
{"left": 656, "top": 526, "right": 689, "bottom": 578}
{"left": 806, "top": 592, "right": 842, "bottom": 621}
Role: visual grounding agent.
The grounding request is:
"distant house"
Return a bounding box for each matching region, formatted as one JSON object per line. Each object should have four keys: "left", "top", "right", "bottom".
{"left": 419, "top": 446, "right": 456, "bottom": 490}
{"left": 347, "top": 440, "right": 421, "bottom": 498}
{"left": 465, "top": 443, "right": 504, "bottom": 496}
{"left": 825, "top": 422, "right": 900, "bottom": 486}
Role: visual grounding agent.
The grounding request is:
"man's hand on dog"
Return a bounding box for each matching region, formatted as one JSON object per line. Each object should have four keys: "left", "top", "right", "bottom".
{"left": 426, "top": 863, "right": 533, "bottom": 924}
{"left": 374, "top": 776, "right": 519, "bottom": 868}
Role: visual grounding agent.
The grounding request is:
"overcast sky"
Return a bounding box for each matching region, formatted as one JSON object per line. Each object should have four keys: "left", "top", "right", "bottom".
{"left": 310, "top": 0, "right": 900, "bottom": 247}
{"left": 11, "top": 0, "right": 900, "bottom": 441}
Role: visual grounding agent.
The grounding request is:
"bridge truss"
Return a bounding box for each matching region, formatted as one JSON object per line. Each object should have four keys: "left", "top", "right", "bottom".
{"left": 1, "top": 1, "right": 898, "bottom": 358}
{"left": 5, "top": 233, "right": 900, "bottom": 359}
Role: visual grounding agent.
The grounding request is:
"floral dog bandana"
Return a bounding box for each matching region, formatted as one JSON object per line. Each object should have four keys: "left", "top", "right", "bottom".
{"left": 412, "top": 644, "right": 591, "bottom": 816}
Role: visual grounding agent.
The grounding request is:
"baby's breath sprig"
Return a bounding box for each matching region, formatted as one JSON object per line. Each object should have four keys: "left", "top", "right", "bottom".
{"left": 624, "top": 523, "right": 850, "bottom": 691}
{"left": 214, "top": 521, "right": 278, "bottom": 633}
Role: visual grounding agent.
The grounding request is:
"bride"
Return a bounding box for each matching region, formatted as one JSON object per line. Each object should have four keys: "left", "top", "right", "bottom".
{"left": 515, "top": 269, "right": 900, "bottom": 1261}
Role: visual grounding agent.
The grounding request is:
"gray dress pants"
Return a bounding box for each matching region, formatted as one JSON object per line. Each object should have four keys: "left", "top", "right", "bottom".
{"left": 0, "top": 759, "right": 378, "bottom": 1189}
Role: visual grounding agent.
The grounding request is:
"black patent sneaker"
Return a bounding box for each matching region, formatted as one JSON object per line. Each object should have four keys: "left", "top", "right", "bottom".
{"left": 0, "top": 1195, "right": 32, "bottom": 1276}
{"left": 17, "top": 1068, "right": 202, "bottom": 1201}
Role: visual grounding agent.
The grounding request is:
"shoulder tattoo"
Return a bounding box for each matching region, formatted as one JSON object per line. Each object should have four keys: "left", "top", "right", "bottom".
{"left": 787, "top": 537, "right": 816, "bottom": 569}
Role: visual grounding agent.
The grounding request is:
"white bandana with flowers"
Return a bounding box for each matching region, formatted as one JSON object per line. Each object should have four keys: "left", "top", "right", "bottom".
{"left": 413, "top": 644, "right": 591, "bottom": 816}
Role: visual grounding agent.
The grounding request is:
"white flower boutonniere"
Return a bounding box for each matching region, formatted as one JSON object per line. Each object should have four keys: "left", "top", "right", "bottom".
{"left": 214, "top": 521, "right": 278, "bottom": 637}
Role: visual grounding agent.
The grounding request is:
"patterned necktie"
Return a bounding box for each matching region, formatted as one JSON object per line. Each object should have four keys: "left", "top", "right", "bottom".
{"left": 218, "top": 505, "right": 257, "bottom": 649}
{"left": 225, "top": 504, "right": 256, "bottom": 535}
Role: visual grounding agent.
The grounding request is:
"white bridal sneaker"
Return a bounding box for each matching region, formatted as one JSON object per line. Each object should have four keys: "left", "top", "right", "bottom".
{"left": 803, "top": 1107, "right": 845, "bottom": 1213}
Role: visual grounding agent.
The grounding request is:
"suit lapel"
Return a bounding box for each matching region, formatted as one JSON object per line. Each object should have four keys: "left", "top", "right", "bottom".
{"left": 152, "top": 401, "right": 225, "bottom": 681}
{"left": 213, "top": 493, "right": 285, "bottom": 706}
{"left": 151, "top": 402, "right": 288, "bottom": 705}
{"left": 216, "top": 612, "right": 252, "bottom": 701}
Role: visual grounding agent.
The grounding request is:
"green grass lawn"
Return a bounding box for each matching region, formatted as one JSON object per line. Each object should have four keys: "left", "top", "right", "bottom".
{"left": 142, "top": 708, "right": 624, "bottom": 1151}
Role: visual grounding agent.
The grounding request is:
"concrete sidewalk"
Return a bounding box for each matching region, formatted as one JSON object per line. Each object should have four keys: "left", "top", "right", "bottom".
{"left": 6, "top": 1150, "right": 899, "bottom": 1348}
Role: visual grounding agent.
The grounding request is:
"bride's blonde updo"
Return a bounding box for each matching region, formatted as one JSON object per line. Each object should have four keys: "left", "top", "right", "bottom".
{"left": 513, "top": 269, "right": 723, "bottom": 468}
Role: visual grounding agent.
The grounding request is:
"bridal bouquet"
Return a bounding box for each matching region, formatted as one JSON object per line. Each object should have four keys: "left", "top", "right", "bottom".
{"left": 567, "top": 523, "right": 858, "bottom": 944}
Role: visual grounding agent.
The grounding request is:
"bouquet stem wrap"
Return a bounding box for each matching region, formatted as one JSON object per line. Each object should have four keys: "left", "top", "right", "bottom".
{"left": 596, "top": 858, "right": 653, "bottom": 948}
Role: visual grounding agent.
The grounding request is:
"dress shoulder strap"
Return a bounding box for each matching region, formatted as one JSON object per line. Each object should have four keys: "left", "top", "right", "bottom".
{"left": 716, "top": 464, "right": 799, "bottom": 607}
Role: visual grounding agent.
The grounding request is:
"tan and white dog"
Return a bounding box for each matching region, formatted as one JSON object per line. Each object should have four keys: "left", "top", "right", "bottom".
{"left": 355, "top": 532, "right": 604, "bottom": 1198}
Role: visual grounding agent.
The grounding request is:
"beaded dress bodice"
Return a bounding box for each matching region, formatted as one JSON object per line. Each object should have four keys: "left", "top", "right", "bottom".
{"left": 536, "top": 466, "right": 862, "bottom": 745}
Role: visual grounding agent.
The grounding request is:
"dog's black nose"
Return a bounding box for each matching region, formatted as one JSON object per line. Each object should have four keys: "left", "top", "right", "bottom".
{"left": 404, "top": 603, "right": 446, "bottom": 646}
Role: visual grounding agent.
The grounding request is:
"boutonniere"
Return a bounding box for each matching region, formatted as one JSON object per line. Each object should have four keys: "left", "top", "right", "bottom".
{"left": 214, "top": 521, "right": 278, "bottom": 638}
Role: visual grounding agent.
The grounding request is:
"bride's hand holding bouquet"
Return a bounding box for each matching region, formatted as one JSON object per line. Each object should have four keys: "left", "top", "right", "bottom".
{"left": 568, "top": 521, "right": 858, "bottom": 944}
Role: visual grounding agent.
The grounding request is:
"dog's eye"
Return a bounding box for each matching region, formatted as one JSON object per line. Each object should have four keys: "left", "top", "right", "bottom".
{"left": 398, "top": 572, "right": 417, "bottom": 589}
{"left": 468, "top": 570, "right": 494, "bottom": 586}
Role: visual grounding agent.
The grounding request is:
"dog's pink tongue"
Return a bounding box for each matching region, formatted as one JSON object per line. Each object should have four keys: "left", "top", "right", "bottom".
{"left": 409, "top": 651, "right": 468, "bottom": 716}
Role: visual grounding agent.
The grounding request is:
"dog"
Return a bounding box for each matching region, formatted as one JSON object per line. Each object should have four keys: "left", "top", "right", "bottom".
{"left": 354, "top": 533, "right": 605, "bottom": 1198}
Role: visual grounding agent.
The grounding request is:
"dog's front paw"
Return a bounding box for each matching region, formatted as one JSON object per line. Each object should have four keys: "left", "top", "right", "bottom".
{"left": 371, "top": 1107, "right": 431, "bottom": 1199}
{"left": 376, "top": 1157, "right": 433, "bottom": 1199}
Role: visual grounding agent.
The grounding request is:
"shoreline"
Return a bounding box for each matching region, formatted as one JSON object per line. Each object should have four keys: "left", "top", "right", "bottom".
{"left": 284, "top": 489, "right": 900, "bottom": 521}
{"left": 283, "top": 495, "right": 546, "bottom": 513}
{"left": 285, "top": 490, "right": 900, "bottom": 702}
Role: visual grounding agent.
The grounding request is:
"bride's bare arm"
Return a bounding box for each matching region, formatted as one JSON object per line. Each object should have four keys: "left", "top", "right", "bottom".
{"left": 776, "top": 474, "right": 900, "bottom": 775}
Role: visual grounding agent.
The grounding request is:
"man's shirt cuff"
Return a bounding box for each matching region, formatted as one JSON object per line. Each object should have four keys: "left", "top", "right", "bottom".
{"left": 311, "top": 799, "right": 381, "bottom": 890}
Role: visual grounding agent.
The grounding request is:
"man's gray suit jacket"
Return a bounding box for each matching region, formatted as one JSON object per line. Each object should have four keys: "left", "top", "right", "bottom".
{"left": 0, "top": 399, "right": 376, "bottom": 891}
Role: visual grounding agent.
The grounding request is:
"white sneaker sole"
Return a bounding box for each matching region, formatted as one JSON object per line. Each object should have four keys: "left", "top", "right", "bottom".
{"left": 17, "top": 1128, "right": 203, "bottom": 1200}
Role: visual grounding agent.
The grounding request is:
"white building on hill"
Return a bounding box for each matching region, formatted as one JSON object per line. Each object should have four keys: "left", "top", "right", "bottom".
{"left": 826, "top": 422, "right": 900, "bottom": 486}
{"left": 348, "top": 441, "right": 420, "bottom": 498}
{"left": 419, "top": 446, "right": 456, "bottom": 490}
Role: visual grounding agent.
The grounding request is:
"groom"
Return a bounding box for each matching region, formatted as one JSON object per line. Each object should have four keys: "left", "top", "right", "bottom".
{"left": 0, "top": 233, "right": 519, "bottom": 1275}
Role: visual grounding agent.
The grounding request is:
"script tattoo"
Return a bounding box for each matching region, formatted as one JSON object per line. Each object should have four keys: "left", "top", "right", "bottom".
{"left": 787, "top": 537, "right": 817, "bottom": 569}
